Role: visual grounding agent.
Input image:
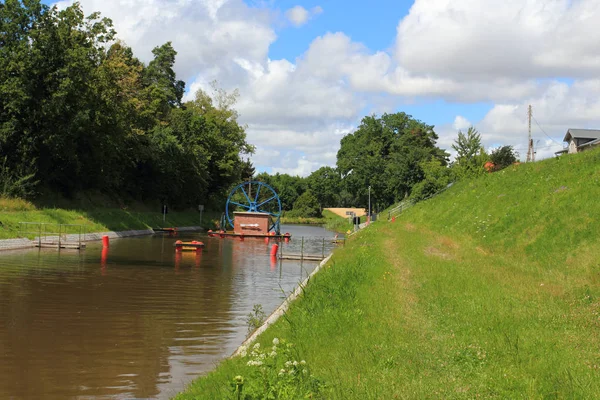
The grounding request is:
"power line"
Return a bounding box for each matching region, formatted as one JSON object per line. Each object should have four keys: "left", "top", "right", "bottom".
{"left": 531, "top": 115, "right": 563, "bottom": 146}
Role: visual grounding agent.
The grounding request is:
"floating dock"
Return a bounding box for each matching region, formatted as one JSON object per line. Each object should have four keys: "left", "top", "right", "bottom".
{"left": 174, "top": 241, "right": 205, "bottom": 252}
{"left": 207, "top": 230, "right": 292, "bottom": 240}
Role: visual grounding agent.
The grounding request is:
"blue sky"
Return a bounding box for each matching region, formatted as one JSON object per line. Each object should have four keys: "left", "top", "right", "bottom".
{"left": 48, "top": 0, "right": 600, "bottom": 175}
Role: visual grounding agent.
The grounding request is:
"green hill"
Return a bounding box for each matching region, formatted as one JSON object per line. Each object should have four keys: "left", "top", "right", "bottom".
{"left": 177, "top": 149, "right": 600, "bottom": 399}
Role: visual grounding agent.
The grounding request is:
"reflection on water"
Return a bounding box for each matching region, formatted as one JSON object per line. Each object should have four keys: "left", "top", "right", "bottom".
{"left": 0, "top": 224, "right": 339, "bottom": 399}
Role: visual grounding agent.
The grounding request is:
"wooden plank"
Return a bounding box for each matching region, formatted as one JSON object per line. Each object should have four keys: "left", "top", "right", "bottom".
{"left": 279, "top": 253, "right": 324, "bottom": 261}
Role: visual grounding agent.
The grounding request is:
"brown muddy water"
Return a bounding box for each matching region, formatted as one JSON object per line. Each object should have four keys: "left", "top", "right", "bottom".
{"left": 0, "top": 224, "right": 339, "bottom": 399}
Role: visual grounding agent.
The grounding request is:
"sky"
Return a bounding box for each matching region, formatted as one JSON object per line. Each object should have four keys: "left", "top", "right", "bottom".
{"left": 48, "top": 0, "right": 600, "bottom": 176}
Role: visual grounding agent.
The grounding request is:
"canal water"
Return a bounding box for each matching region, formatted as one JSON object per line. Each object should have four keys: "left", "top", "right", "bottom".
{"left": 0, "top": 224, "right": 339, "bottom": 399}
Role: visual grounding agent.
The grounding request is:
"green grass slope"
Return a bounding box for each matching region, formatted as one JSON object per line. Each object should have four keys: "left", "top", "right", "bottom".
{"left": 0, "top": 197, "right": 217, "bottom": 239}
{"left": 177, "top": 149, "right": 600, "bottom": 399}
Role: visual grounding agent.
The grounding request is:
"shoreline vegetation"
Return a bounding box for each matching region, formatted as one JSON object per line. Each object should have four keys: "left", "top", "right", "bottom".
{"left": 176, "top": 149, "right": 600, "bottom": 399}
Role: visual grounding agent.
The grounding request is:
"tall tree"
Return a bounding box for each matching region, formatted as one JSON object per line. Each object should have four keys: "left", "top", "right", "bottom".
{"left": 306, "top": 166, "right": 342, "bottom": 208}
{"left": 141, "top": 42, "right": 185, "bottom": 125}
{"left": 451, "top": 126, "right": 488, "bottom": 177}
{"left": 337, "top": 112, "right": 448, "bottom": 207}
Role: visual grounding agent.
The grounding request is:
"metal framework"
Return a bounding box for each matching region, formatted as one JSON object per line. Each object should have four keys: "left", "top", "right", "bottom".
{"left": 225, "top": 181, "right": 282, "bottom": 233}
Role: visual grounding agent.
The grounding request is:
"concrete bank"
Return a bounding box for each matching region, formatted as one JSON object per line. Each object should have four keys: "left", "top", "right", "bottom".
{"left": 232, "top": 252, "right": 334, "bottom": 356}
{"left": 0, "top": 226, "right": 203, "bottom": 252}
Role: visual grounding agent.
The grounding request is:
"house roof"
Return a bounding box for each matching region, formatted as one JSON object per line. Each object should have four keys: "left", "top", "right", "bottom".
{"left": 578, "top": 137, "right": 600, "bottom": 149}
{"left": 563, "top": 129, "right": 600, "bottom": 142}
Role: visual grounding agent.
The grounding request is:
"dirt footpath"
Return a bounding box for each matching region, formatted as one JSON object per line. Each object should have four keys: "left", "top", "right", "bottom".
{"left": 324, "top": 208, "right": 366, "bottom": 218}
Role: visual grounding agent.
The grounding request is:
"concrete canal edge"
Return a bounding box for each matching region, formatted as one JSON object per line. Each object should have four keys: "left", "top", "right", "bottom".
{"left": 232, "top": 253, "right": 334, "bottom": 357}
{"left": 0, "top": 226, "right": 203, "bottom": 252}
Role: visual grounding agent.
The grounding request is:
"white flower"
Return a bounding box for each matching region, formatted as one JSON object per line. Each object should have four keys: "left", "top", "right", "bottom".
{"left": 273, "top": 338, "right": 280, "bottom": 345}
{"left": 293, "top": 361, "right": 298, "bottom": 367}
{"left": 302, "top": 369, "right": 308, "bottom": 375}
{"left": 272, "top": 345, "right": 278, "bottom": 352}
{"left": 278, "top": 369, "right": 286, "bottom": 376}
{"left": 270, "top": 351, "right": 277, "bottom": 357}
{"left": 285, "top": 361, "right": 292, "bottom": 367}
{"left": 240, "top": 351, "right": 247, "bottom": 358}
{"left": 253, "top": 343, "right": 261, "bottom": 350}
{"left": 300, "top": 360, "right": 306, "bottom": 365}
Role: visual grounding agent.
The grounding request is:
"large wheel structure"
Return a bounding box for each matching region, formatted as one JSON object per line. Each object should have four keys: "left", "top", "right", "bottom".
{"left": 225, "top": 181, "right": 282, "bottom": 233}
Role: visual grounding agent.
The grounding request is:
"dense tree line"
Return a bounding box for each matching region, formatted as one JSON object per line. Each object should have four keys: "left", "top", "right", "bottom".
{"left": 0, "top": 0, "right": 253, "bottom": 207}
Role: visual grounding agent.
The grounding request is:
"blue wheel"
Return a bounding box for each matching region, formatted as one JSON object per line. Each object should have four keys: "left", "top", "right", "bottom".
{"left": 226, "top": 181, "right": 282, "bottom": 233}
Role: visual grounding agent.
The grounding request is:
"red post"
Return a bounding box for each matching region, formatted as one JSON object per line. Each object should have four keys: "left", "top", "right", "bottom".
{"left": 270, "top": 255, "right": 277, "bottom": 271}
{"left": 270, "top": 243, "right": 279, "bottom": 257}
{"left": 102, "top": 235, "right": 109, "bottom": 247}
{"left": 175, "top": 240, "right": 183, "bottom": 253}
{"left": 101, "top": 246, "right": 108, "bottom": 274}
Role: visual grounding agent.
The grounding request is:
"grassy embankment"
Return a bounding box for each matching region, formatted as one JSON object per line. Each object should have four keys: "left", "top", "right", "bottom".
{"left": 0, "top": 197, "right": 218, "bottom": 239}
{"left": 177, "top": 148, "right": 600, "bottom": 399}
{"left": 281, "top": 210, "right": 358, "bottom": 234}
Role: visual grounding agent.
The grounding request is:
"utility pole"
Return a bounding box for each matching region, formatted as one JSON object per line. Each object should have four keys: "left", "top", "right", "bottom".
{"left": 526, "top": 105, "right": 535, "bottom": 162}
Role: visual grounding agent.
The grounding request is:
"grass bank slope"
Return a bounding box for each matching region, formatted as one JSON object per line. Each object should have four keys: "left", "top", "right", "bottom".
{"left": 0, "top": 197, "right": 216, "bottom": 239}
{"left": 177, "top": 150, "right": 600, "bottom": 399}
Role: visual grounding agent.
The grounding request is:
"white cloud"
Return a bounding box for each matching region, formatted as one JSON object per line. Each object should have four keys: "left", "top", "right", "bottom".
{"left": 396, "top": 0, "right": 600, "bottom": 80}
{"left": 285, "top": 5, "right": 323, "bottom": 27}
{"left": 453, "top": 116, "right": 471, "bottom": 131}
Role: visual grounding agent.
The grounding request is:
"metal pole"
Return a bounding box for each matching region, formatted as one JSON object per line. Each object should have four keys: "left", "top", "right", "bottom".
{"left": 301, "top": 236, "right": 304, "bottom": 260}
{"left": 38, "top": 223, "right": 41, "bottom": 248}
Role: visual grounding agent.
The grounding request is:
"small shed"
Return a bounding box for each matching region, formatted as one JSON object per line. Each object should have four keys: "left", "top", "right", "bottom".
{"left": 556, "top": 129, "right": 600, "bottom": 155}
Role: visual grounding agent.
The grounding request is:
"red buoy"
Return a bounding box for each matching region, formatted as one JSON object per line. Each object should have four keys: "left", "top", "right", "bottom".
{"left": 270, "top": 243, "right": 279, "bottom": 257}
{"left": 175, "top": 240, "right": 183, "bottom": 252}
{"left": 264, "top": 236, "right": 269, "bottom": 244}
{"left": 102, "top": 235, "right": 109, "bottom": 247}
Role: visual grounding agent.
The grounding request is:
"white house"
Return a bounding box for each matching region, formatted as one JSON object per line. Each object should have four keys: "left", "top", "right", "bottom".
{"left": 555, "top": 129, "right": 600, "bottom": 155}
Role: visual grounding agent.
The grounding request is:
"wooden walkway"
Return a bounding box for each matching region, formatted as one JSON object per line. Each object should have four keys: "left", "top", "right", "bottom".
{"left": 279, "top": 253, "right": 324, "bottom": 261}
{"left": 35, "top": 241, "right": 86, "bottom": 249}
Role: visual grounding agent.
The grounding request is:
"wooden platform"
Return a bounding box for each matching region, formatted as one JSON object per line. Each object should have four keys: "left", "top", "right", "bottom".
{"left": 35, "top": 242, "right": 86, "bottom": 249}
{"left": 174, "top": 241, "right": 205, "bottom": 251}
{"left": 279, "top": 253, "right": 324, "bottom": 261}
{"left": 208, "top": 231, "right": 292, "bottom": 239}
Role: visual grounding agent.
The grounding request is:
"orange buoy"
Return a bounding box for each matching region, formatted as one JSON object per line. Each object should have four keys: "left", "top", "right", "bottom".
{"left": 175, "top": 240, "right": 183, "bottom": 252}
{"left": 270, "top": 243, "right": 279, "bottom": 257}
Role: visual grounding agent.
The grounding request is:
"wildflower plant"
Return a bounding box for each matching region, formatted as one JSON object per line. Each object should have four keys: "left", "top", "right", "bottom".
{"left": 231, "top": 338, "right": 325, "bottom": 399}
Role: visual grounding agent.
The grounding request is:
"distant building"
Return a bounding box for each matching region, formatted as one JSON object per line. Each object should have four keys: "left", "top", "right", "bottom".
{"left": 555, "top": 129, "right": 600, "bottom": 156}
